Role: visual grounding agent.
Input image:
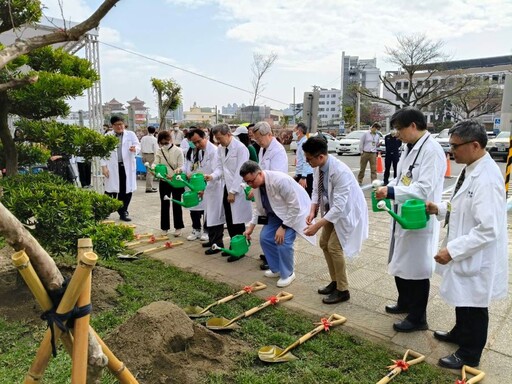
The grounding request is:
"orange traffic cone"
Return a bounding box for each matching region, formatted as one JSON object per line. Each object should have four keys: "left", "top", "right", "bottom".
{"left": 444, "top": 153, "right": 451, "bottom": 178}
{"left": 376, "top": 152, "right": 384, "bottom": 174}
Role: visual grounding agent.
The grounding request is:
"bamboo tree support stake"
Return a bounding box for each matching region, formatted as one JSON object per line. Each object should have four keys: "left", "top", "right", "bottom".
{"left": 24, "top": 251, "right": 98, "bottom": 384}
{"left": 11, "top": 251, "right": 74, "bottom": 360}
{"left": 72, "top": 239, "right": 94, "bottom": 384}
{"left": 90, "top": 329, "right": 139, "bottom": 384}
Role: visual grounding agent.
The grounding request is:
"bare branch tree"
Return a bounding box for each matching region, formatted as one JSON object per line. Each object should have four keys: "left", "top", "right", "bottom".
{"left": 358, "top": 34, "right": 470, "bottom": 110}
{"left": 250, "top": 52, "right": 277, "bottom": 122}
{"left": 0, "top": 0, "right": 120, "bottom": 70}
{"left": 449, "top": 79, "right": 503, "bottom": 120}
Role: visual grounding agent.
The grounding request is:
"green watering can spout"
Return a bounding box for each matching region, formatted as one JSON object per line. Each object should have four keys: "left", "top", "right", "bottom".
{"left": 377, "top": 199, "right": 429, "bottom": 230}
{"left": 164, "top": 191, "right": 202, "bottom": 208}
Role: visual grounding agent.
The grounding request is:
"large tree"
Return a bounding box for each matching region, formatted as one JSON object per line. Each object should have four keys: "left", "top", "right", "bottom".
{"left": 250, "top": 52, "right": 277, "bottom": 123}
{"left": 448, "top": 80, "right": 502, "bottom": 121}
{"left": 151, "top": 77, "right": 182, "bottom": 131}
{"left": 358, "top": 34, "right": 470, "bottom": 110}
{"left": 0, "top": 1, "right": 119, "bottom": 175}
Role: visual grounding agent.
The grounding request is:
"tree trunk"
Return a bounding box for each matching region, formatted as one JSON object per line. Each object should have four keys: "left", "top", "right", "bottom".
{"left": 0, "top": 92, "right": 18, "bottom": 176}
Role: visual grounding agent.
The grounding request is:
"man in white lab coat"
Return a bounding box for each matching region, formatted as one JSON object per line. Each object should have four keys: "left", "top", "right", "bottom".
{"left": 375, "top": 107, "right": 446, "bottom": 332}
{"left": 101, "top": 116, "right": 140, "bottom": 222}
{"left": 241, "top": 161, "right": 316, "bottom": 287}
{"left": 426, "top": 120, "right": 508, "bottom": 369}
{"left": 303, "top": 137, "right": 369, "bottom": 304}
{"left": 205, "top": 123, "right": 252, "bottom": 262}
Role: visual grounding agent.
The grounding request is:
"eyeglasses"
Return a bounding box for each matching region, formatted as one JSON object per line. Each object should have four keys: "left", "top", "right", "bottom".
{"left": 244, "top": 173, "right": 259, "bottom": 185}
{"left": 450, "top": 141, "right": 474, "bottom": 150}
{"left": 160, "top": 141, "right": 170, "bottom": 145}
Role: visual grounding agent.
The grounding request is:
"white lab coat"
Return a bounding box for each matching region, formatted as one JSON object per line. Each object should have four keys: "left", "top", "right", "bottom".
{"left": 259, "top": 138, "right": 288, "bottom": 173}
{"left": 211, "top": 138, "right": 252, "bottom": 224}
{"left": 312, "top": 155, "right": 368, "bottom": 258}
{"left": 434, "top": 153, "right": 508, "bottom": 307}
{"left": 387, "top": 133, "right": 446, "bottom": 279}
{"left": 250, "top": 171, "right": 316, "bottom": 245}
{"left": 100, "top": 130, "right": 140, "bottom": 193}
{"left": 183, "top": 147, "right": 206, "bottom": 212}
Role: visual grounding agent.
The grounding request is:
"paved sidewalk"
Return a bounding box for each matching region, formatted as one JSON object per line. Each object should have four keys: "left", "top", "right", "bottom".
{"left": 117, "top": 171, "right": 512, "bottom": 383}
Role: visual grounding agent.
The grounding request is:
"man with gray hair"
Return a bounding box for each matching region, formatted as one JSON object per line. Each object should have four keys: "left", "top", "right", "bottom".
{"left": 426, "top": 120, "right": 508, "bottom": 369}
{"left": 240, "top": 161, "right": 316, "bottom": 287}
{"left": 252, "top": 121, "right": 288, "bottom": 173}
{"left": 205, "top": 123, "right": 252, "bottom": 262}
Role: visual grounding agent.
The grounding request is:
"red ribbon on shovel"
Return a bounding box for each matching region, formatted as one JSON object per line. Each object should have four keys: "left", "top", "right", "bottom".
{"left": 388, "top": 359, "right": 409, "bottom": 371}
{"left": 266, "top": 296, "right": 279, "bottom": 305}
{"left": 314, "top": 317, "right": 332, "bottom": 331}
{"left": 455, "top": 380, "right": 466, "bottom": 384}
{"left": 243, "top": 286, "right": 253, "bottom": 293}
{"left": 164, "top": 241, "right": 173, "bottom": 248}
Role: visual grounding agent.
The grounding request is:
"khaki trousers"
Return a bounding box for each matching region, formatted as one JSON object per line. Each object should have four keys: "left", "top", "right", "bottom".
{"left": 319, "top": 221, "right": 348, "bottom": 291}
{"left": 142, "top": 153, "right": 155, "bottom": 190}
{"left": 358, "top": 152, "right": 377, "bottom": 185}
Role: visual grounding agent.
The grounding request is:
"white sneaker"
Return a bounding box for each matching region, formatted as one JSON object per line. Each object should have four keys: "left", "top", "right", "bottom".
{"left": 187, "top": 229, "right": 200, "bottom": 241}
{"left": 160, "top": 230, "right": 169, "bottom": 237}
{"left": 264, "top": 270, "right": 280, "bottom": 278}
{"left": 200, "top": 231, "right": 209, "bottom": 241}
{"left": 277, "top": 273, "right": 296, "bottom": 288}
{"left": 173, "top": 229, "right": 182, "bottom": 237}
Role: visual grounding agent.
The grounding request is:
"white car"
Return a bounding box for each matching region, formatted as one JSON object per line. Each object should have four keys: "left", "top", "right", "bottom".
{"left": 486, "top": 131, "right": 510, "bottom": 162}
{"left": 336, "top": 130, "right": 383, "bottom": 156}
{"left": 435, "top": 128, "right": 451, "bottom": 156}
{"left": 290, "top": 132, "right": 340, "bottom": 153}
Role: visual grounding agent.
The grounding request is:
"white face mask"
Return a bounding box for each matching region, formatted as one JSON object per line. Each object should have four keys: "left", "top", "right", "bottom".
{"left": 173, "top": 127, "right": 179, "bottom": 131}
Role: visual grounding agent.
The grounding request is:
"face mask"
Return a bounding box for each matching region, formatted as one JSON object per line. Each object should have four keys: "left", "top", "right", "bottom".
{"left": 173, "top": 128, "right": 179, "bottom": 131}
{"left": 189, "top": 141, "right": 196, "bottom": 149}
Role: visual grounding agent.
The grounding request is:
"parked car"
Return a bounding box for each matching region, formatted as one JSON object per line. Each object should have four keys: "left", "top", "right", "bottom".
{"left": 486, "top": 131, "right": 511, "bottom": 162}
{"left": 336, "top": 130, "right": 383, "bottom": 156}
{"left": 290, "top": 132, "right": 341, "bottom": 153}
{"left": 435, "top": 128, "right": 451, "bottom": 156}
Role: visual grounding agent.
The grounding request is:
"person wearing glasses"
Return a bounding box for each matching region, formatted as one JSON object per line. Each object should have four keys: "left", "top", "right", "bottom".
{"left": 241, "top": 161, "right": 316, "bottom": 287}
{"left": 101, "top": 116, "right": 140, "bottom": 222}
{"left": 375, "top": 107, "right": 446, "bottom": 332}
{"left": 303, "top": 136, "right": 368, "bottom": 304}
{"left": 425, "top": 120, "right": 508, "bottom": 370}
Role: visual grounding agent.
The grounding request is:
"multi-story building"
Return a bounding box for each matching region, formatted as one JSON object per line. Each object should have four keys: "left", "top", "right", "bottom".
{"left": 381, "top": 55, "right": 512, "bottom": 127}
{"left": 183, "top": 103, "right": 217, "bottom": 124}
{"left": 341, "top": 53, "right": 381, "bottom": 102}
{"left": 237, "top": 105, "right": 271, "bottom": 123}
{"left": 318, "top": 88, "right": 342, "bottom": 128}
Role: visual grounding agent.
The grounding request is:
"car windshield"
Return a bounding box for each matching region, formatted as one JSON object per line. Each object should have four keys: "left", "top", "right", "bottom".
{"left": 496, "top": 131, "right": 510, "bottom": 139}
{"left": 345, "top": 131, "right": 366, "bottom": 140}
{"left": 436, "top": 129, "right": 450, "bottom": 139}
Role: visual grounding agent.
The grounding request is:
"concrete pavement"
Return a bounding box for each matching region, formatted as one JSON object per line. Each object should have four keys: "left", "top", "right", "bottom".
{"left": 116, "top": 160, "right": 512, "bottom": 383}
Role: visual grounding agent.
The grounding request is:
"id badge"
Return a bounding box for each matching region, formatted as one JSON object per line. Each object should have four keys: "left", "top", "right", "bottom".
{"left": 401, "top": 174, "right": 412, "bottom": 186}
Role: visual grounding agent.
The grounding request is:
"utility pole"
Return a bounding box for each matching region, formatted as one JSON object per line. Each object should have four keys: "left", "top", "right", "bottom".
{"left": 292, "top": 87, "right": 296, "bottom": 125}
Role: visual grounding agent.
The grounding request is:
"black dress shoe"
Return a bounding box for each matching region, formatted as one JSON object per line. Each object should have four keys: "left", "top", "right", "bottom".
{"left": 433, "top": 330, "right": 458, "bottom": 344}
{"left": 322, "top": 290, "right": 350, "bottom": 304}
{"left": 259, "top": 254, "right": 267, "bottom": 261}
{"left": 119, "top": 215, "right": 132, "bottom": 222}
{"left": 227, "top": 254, "right": 245, "bottom": 263}
{"left": 318, "top": 281, "right": 337, "bottom": 295}
{"left": 385, "top": 304, "right": 410, "bottom": 314}
{"left": 393, "top": 319, "right": 428, "bottom": 333}
{"left": 202, "top": 242, "right": 212, "bottom": 248}
{"left": 259, "top": 263, "right": 269, "bottom": 270}
{"left": 438, "top": 352, "right": 478, "bottom": 369}
{"left": 205, "top": 248, "right": 221, "bottom": 255}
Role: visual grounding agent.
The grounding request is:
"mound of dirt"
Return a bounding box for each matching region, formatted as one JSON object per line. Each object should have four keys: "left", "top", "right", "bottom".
{"left": 105, "top": 301, "right": 249, "bottom": 384}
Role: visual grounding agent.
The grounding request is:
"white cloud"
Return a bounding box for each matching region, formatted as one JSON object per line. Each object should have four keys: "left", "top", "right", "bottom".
{"left": 40, "top": 0, "right": 93, "bottom": 21}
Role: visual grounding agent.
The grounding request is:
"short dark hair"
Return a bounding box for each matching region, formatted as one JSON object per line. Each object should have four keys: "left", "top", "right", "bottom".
{"left": 371, "top": 122, "right": 382, "bottom": 130}
{"left": 240, "top": 160, "right": 261, "bottom": 177}
{"left": 187, "top": 128, "right": 205, "bottom": 139}
{"left": 110, "top": 115, "right": 124, "bottom": 125}
{"left": 296, "top": 122, "right": 308, "bottom": 134}
{"left": 449, "top": 120, "right": 488, "bottom": 148}
{"left": 390, "top": 107, "right": 427, "bottom": 131}
{"left": 147, "top": 126, "right": 156, "bottom": 134}
{"left": 302, "top": 136, "right": 328, "bottom": 157}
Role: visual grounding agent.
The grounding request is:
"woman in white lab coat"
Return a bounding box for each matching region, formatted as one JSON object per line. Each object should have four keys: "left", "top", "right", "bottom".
{"left": 376, "top": 107, "right": 446, "bottom": 332}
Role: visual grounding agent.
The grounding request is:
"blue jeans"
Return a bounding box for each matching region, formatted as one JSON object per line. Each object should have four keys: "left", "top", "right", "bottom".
{"left": 259, "top": 214, "right": 296, "bottom": 278}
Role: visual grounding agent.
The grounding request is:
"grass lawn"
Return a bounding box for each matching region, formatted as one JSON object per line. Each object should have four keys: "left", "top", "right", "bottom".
{"left": 0, "top": 256, "right": 454, "bottom": 383}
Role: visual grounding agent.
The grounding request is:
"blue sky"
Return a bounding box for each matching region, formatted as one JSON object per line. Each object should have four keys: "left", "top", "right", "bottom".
{"left": 41, "top": 0, "right": 512, "bottom": 117}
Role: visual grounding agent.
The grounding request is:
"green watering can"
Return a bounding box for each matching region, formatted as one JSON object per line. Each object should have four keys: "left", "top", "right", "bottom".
{"left": 154, "top": 164, "right": 169, "bottom": 179}
{"left": 371, "top": 179, "right": 391, "bottom": 213}
{"left": 173, "top": 173, "right": 206, "bottom": 192}
{"left": 241, "top": 183, "right": 255, "bottom": 202}
{"left": 376, "top": 199, "right": 429, "bottom": 230}
{"left": 170, "top": 172, "right": 189, "bottom": 188}
{"left": 164, "top": 191, "right": 202, "bottom": 208}
{"left": 212, "top": 235, "right": 251, "bottom": 257}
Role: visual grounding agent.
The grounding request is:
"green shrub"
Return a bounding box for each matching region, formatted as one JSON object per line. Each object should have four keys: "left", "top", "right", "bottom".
{"left": 0, "top": 173, "right": 133, "bottom": 258}
{"left": 0, "top": 141, "right": 51, "bottom": 168}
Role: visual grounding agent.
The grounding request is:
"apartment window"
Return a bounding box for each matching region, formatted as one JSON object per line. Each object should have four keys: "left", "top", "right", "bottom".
{"left": 403, "top": 93, "right": 408, "bottom": 99}
{"left": 326, "top": 94, "right": 330, "bottom": 98}
{"left": 492, "top": 75, "right": 499, "bottom": 83}
{"left": 330, "top": 101, "right": 335, "bottom": 104}
{"left": 319, "top": 101, "right": 325, "bottom": 105}
{"left": 319, "top": 108, "right": 324, "bottom": 111}
{"left": 403, "top": 81, "right": 409, "bottom": 88}
{"left": 331, "top": 94, "right": 337, "bottom": 98}
{"left": 319, "top": 95, "right": 325, "bottom": 98}
{"left": 396, "top": 82, "right": 402, "bottom": 90}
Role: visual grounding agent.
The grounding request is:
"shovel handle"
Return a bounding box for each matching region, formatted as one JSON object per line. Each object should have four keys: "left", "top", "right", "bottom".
{"left": 376, "top": 349, "right": 425, "bottom": 384}
{"left": 463, "top": 366, "right": 485, "bottom": 383}
{"left": 141, "top": 241, "right": 184, "bottom": 255}
{"left": 231, "top": 291, "right": 294, "bottom": 323}
{"left": 215, "top": 281, "right": 268, "bottom": 305}
{"left": 277, "top": 313, "right": 346, "bottom": 358}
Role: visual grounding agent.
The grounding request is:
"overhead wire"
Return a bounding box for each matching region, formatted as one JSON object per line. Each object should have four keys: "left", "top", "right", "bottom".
{"left": 99, "top": 41, "right": 289, "bottom": 106}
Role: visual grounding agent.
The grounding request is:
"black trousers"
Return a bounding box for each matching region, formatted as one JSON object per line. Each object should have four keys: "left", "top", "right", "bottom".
{"left": 395, "top": 276, "right": 429, "bottom": 324}
{"left": 208, "top": 187, "right": 245, "bottom": 247}
{"left": 77, "top": 161, "right": 91, "bottom": 187}
{"left": 294, "top": 174, "right": 313, "bottom": 198}
{"left": 105, "top": 163, "right": 132, "bottom": 217}
{"left": 159, "top": 180, "right": 184, "bottom": 231}
{"left": 450, "top": 307, "right": 488, "bottom": 364}
{"left": 384, "top": 154, "right": 399, "bottom": 185}
{"left": 190, "top": 210, "right": 206, "bottom": 231}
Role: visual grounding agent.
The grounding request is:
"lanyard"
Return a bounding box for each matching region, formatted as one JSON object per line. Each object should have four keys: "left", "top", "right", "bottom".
{"left": 405, "top": 133, "right": 429, "bottom": 178}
